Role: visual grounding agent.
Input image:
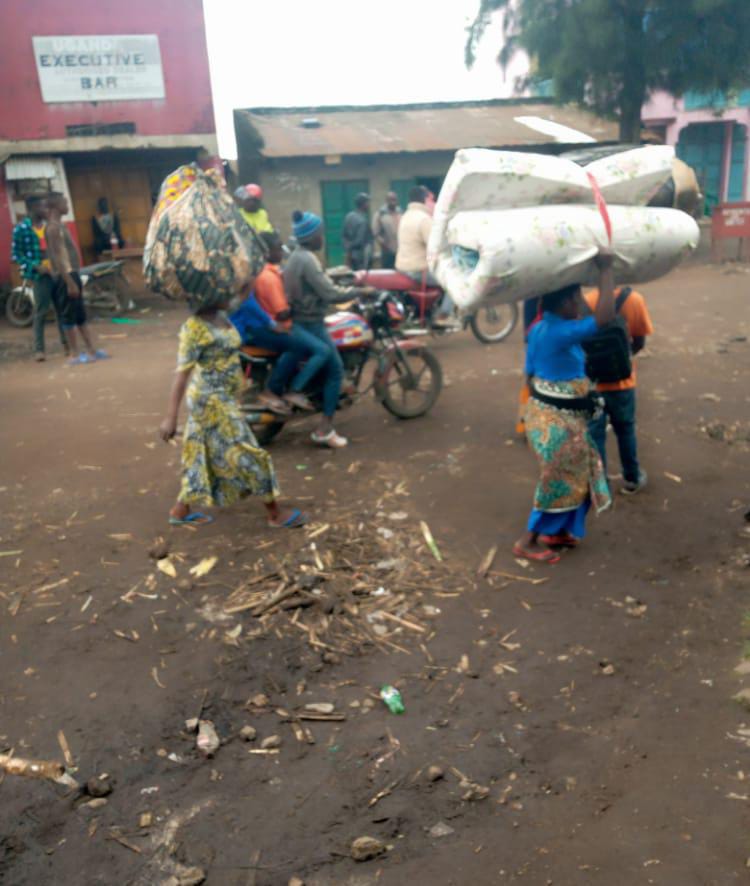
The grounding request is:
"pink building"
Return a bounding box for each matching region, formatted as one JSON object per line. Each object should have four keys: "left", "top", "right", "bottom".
{"left": 642, "top": 89, "right": 750, "bottom": 214}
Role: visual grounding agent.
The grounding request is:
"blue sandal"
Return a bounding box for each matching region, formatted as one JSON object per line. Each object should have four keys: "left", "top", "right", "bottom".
{"left": 169, "top": 512, "right": 214, "bottom": 526}
{"left": 269, "top": 508, "right": 307, "bottom": 529}
{"left": 69, "top": 353, "right": 94, "bottom": 365}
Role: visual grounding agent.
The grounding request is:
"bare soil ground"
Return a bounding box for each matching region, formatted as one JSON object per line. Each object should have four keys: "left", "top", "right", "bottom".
{"left": 2, "top": 263, "right": 750, "bottom": 886}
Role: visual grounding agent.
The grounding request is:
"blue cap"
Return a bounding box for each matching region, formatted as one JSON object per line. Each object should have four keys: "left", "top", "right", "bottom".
{"left": 292, "top": 210, "right": 322, "bottom": 241}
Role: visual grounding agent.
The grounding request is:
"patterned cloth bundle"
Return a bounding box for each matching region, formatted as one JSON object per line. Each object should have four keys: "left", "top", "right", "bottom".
{"left": 143, "top": 164, "right": 264, "bottom": 311}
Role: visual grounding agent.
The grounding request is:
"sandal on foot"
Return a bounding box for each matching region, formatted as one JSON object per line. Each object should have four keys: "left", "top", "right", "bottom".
{"left": 169, "top": 511, "right": 214, "bottom": 526}
{"left": 269, "top": 507, "right": 307, "bottom": 529}
{"left": 311, "top": 429, "right": 348, "bottom": 449}
{"left": 539, "top": 534, "right": 579, "bottom": 548}
{"left": 259, "top": 392, "right": 291, "bottom": 416}
{"left": 69, "top": 353, "right": 94, "bottom": 365}
{"left": 285, "top": 392, "right": 316, "bottom": 412}
{"left": 94, "top": 349, "right": 110, "bottom": 360}
{"left": 512, "top": 543, "right": 560, "bottom": 564}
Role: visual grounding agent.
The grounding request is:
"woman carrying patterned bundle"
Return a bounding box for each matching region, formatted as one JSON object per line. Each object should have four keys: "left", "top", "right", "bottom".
{"left": 513, "top": 249, "right": 615, "bottom": 563}
{"left": 159, "top": 292, "right": 307, "bottom": 529}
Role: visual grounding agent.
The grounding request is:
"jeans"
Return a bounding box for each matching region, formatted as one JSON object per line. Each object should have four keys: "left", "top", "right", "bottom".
{"left": 589, "top": 388, "right": 640, "bottom": 484}
{"left": 33, "top": 274, "right": 67, "bottom": 354}
{"left": 245, "top": 326, "right": 307, "bottom": 395}
{"left": 296, "top": 322, "right": 344, "bottom": 418}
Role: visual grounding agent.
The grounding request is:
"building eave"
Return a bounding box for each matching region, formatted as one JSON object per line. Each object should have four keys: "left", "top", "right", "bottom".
{"left": 0, "top": 132, "right": 217, "bottom": 159}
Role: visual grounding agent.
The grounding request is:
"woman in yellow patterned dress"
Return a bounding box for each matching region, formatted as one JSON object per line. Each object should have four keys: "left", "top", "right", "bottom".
{"left": 160, "top": 296, "right": 307, "bottom": 528}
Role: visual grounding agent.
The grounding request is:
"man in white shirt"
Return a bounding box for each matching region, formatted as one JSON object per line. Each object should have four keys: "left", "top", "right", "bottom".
{"left": 396, "top": 185, "right": 454, "bottom": 326}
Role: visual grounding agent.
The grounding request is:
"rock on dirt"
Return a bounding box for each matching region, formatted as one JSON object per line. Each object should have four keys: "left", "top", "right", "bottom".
{"left": 240, "top": 725, "right": 257, "bottom": 741}
{"left": 428, "top": 821, "right": 455, "bottom": 838}
{"left": 350, "top": 836, "right": 386, "bottom": 861}
{"left": 261, "top": 734, "right": 282, "bottom": 750}
{"left": 426, "top": 765, "right": 445, "bottom": 782}
{"left": 248, "top": 692, "right": 270, "bottom": 709}
{"left": 164, "top": 864, "right": 206, "bottom": 886}
{"left": 148, "top": 538, "right": 170, "bottom": 560}
{"left": 86, "top": 775, "right": 113, "bottom": 798}
{"left": 196, "top": 720, "right": 220, "bottom": 757}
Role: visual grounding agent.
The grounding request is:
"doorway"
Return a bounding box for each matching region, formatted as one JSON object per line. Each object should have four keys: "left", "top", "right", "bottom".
{"left": 320, "top": 179, "right": 369, "bottom": 266}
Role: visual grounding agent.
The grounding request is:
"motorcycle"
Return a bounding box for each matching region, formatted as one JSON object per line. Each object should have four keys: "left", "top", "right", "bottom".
{"left": 239, "top": 290, "right": 442, "bottom": 445}
{"left": 5, "top": 260, "right": 133, "bottom": 328}
{"left": 337, "top": 268, "right": 519, "bottom": 344}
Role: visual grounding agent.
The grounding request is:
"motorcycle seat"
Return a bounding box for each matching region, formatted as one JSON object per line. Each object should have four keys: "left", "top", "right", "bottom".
{"left": 79, "top": 261, "right": 124, "bottom": 275}
{"left": 358, "top": 269, "right": 442, "bottom": 295}
{"left": 241, "top": 344, "right": 277, "bottom": 358}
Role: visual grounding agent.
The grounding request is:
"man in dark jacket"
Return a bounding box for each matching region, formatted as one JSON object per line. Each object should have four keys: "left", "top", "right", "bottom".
{"left": 284, "top": 210, "right": 374, "bottom": 447}
{"left": 341, "top": 193, "right": 373, "bottom": 270}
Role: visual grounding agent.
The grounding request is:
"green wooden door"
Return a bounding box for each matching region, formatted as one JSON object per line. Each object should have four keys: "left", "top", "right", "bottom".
{"left": 321, "top": 179, "right": 369, "bottom": 266}
{"left": 727, "top": 123, "right": 747, "bottom": 202}
{"left": 677, "top": 123, "right": 726, "bottom": 215}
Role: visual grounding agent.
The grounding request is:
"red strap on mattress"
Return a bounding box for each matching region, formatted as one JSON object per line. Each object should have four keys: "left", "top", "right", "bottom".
{"left": 586, "top": 172, "right": 613, "bottom": 244}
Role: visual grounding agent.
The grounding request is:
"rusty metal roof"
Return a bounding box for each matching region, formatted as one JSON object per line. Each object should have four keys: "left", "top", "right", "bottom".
{"left": 235, "top": 100, "right": 618, "bottom": 158}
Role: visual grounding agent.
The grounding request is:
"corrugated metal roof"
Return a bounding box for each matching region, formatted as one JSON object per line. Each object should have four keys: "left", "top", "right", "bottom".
{"left": 5, "top": 155, "right": 58, "bottom": 180}
{"left": 237, "top": 100, "right": 619, "bottom": 159}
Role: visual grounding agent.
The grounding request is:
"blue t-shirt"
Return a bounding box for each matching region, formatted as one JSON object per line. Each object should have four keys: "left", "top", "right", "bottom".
{"left": 525, "top": 313, "right": 598, "bottom": 381}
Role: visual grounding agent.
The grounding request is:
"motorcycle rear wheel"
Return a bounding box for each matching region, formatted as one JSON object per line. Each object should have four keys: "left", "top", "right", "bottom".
{"left": 6, "top": 287, "right": 34, "bottom": 328}
{"left": 469, "top": 300, "right": 519, "bottom": 344}
{"left": 380, "top": 347, "right": 442, "bottom": 419}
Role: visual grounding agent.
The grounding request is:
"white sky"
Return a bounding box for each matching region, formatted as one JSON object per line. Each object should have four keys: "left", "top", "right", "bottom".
{"left": 202, "top": 0, "right": 528, "bottom": 158}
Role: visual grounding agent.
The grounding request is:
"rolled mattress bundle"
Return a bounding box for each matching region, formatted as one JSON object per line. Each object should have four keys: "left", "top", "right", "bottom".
{"left": 427, "top": 146, "right": 700, "bottom": 310}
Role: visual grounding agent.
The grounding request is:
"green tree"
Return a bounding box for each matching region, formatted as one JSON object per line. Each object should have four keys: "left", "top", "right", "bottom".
{"left": 466, "top": 0, "right": 750, "bottom": 142}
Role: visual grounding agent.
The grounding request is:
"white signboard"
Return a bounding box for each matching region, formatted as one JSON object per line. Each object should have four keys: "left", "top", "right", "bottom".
{"left": 32, "top": 35, "right": 165, "bottom": 103}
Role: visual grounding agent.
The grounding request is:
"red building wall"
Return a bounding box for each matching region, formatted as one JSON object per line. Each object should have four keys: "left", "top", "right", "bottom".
{"left": 0, "top": 0, "right": 215, "bottom": 140}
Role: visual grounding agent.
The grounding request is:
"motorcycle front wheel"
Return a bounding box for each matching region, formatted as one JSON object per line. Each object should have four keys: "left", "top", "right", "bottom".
{"left": 469, "top": 300, "right": 519, "bottom": 344}
{"left": 251, "top": 421, "right": 285, "bottom": 446}
{"left": 380, "top": 347, "right": 442, "bottom": 419}
{"left": 6, "top": 287, "right": 34, "bottom": 328}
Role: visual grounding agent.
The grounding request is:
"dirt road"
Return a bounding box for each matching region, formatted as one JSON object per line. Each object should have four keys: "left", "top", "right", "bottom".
{"left": 2, "top": 264, "right": 750, "bottom": 886}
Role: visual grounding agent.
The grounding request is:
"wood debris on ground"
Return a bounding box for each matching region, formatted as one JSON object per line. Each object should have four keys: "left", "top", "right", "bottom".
{"left": 206, "top": 511, "right": 466, "bottom": 659}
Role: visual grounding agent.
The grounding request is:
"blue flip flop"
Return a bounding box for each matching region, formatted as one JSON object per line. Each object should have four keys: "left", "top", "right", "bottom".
{"left": 69, "top": 353, "right": 94, "bottom": 365}
{"left": 169, "top": 512, "right": 214, "bottom": 526}
{"left": 94, "top": 350, "right": 110, "bottom": 360}
{"left": 270, "top": 508, "right": 307, "bottom": 529}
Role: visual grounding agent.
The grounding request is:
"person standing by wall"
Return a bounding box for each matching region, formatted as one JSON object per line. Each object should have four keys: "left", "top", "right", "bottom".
{"left": 372, "top": 191, "right": 402, "bottom": 269}
{"left": 584, "top": 286, "right": 653, "bottom": 494}
{"left": 91, "top": 197, "right": 124, "bottom": 255}
{"left": 46, "top": 192, "right": 106, "bottom": 365}
{"left": 235, "top": 184, "right": 274, "bottom": 234}
{"left": 11, "top": 194, "right": 68, "bottom": 361}
{"left": 341, "top": 193, "right": 373, "bottom": 270}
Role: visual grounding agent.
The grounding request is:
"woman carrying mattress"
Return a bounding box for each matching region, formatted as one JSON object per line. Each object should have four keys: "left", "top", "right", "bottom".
{"left": 513, "top": 249, "right": 615, "bottom": 563}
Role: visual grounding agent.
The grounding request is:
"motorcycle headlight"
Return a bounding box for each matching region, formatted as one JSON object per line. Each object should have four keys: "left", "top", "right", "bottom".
{"left": 386, "top": 295, "right": 405, "bottom": 322}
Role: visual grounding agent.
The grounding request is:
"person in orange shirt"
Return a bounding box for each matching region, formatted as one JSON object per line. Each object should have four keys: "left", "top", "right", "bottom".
{"left": 251, "top": 231, "right": 335, "bottom": 414}
{"left": 584, "top": 286, "right": 654, "bottom": 495}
